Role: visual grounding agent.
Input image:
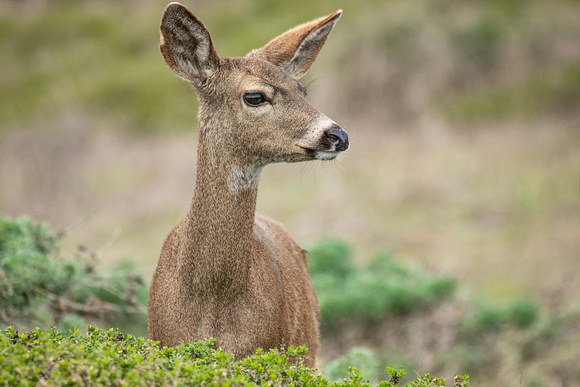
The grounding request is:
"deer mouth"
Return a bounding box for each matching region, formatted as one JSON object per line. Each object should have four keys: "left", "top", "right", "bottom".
{"left": 313, "top": 150, "right": 341, "bottom": 160}
{"left": 300, "top": 147, "right": 341, "bottom": 161}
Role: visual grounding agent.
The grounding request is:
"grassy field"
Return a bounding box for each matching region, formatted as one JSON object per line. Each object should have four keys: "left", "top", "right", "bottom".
{"left": 1, "top": 0, "right": 579, "bottom": 384}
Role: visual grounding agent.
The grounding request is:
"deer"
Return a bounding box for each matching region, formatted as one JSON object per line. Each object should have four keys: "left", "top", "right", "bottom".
{"left": 147, "top": 2, "right": 348, "bottom": 368}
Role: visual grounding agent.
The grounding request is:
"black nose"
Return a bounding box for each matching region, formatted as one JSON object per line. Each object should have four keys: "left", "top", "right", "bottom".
{"left": 325, "top": 127, "right": 349, "bottom": 151}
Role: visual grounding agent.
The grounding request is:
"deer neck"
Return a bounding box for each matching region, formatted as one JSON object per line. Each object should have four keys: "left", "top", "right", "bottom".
{"left": 182, "top": 126, "right": 262, "bottom": 293}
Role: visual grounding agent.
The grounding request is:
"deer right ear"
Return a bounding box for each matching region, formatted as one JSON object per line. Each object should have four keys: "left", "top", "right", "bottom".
{"left": 159, "top": 3, "right": 220, "bottom": 87}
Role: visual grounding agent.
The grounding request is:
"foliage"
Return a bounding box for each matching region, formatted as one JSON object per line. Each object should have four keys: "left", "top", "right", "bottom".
{"left": 308, "top": 239, "right": 457, "bottom": 329}
{"left": 307, "top": 238, "right": 540, "bottom": 338}
{"left": 307, "top": 238, "right": 554, "bottom": 385}
{"left": 0, "top": 326, "right": 462, "bottom": 386}
{"left": 0, "top": 216, "right": 70, "bottom": 310}
{"left": 325, "top": 347, "right": 381, "bottom": 383}
{"left": 458, "top": 298, "right": 539, "bottom": 339}
{"left": 0, "top": 220, "right": 474, "bottom": 385}
{"left": 3, "top": 217, "right": 559, "bottom": 385}
{"left": 324, "top": 347, "right": 420, "bottom": 385}
{"left": 0, "top": 216, "right": 147, "bottom": 332}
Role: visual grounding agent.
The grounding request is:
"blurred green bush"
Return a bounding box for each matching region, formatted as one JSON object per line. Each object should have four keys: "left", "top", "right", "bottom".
{"left": 0, "top": 216, "right": 148, "bottom": 333}
{"left": 458, "top": 298, "right": 539, "bottom": 339}
{"left": 308, "top": 239, "right": 457, "bottom": 329}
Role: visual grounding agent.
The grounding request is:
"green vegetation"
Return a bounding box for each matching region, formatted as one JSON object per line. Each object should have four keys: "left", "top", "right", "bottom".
{"left": 309, "top": 239, "right": 540, "bottom": 339}
{"left": 0, "top": 326, "right": 467, "bottom": 386}
{"left": 304, "top": 238, "right": 567, "bottom": 384}
{"left": 458, "top": 298, "right": 539, "bottom": 338}
{"left": 6, "top": 217, "right": 575, "bottom": 385}
{"left": 0, "top": 217, "right": 148, "bottom": 334}
{"left": 308, "top": 239, "right": 457, "bottom": 328}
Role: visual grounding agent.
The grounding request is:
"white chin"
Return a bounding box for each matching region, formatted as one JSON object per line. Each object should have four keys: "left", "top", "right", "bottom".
{"left": 315, "top": 151, "right": 339, "bottom": 160}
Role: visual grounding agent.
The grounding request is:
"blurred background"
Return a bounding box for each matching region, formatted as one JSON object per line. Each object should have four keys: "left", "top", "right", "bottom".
{"left": 1, "top": 0, "right": 579, "bottom": 385}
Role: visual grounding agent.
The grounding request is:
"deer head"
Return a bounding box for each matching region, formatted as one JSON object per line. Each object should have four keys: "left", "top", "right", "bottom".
{"left": 159, "top": 3, "right": 348, "bottom": 191}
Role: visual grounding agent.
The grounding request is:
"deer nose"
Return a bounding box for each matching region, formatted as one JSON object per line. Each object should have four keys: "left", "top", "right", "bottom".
{"left": 325, "top": 127, "right": 349, "bottom": 151}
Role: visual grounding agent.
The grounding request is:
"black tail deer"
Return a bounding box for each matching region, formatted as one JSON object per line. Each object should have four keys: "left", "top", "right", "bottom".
{"left": 148, "top": 2, "right": 347, "bottom": 368}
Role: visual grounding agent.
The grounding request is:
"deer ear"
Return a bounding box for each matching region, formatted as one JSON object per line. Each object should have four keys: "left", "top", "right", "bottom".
{"left": 159, "top": 2, "right": 220, "bottom": 87}
{"left": 248, "top": 10, "right": 342, "bottom": 80}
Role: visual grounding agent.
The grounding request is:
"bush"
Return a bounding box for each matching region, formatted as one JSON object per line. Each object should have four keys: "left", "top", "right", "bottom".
{"left": 0, "top": 217, "right": 77, "bottom": 310}
{"left": 0, "top": 326, "right": 464, "bottom": 386}
{"left": 0, "top": 216, "right": 147, "bottom": 331}
{"left": 308, "top": 238, "right": 355, "bottom": 279}
{"left": 507, "top": 299, "right": 539, "bottom": 329}
{"left": 459, "top": 299, "right": 540, "bottom": 339}
{"left": 308, "top": 240, "right": 457, "bottom": 328}
{"left": 325, "top": 347, "right": 381, "bottom": 383}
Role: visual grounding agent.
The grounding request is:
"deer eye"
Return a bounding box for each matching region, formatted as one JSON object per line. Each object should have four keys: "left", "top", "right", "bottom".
{"left": 243, "top": 92, "right": 267, "bottom": 107}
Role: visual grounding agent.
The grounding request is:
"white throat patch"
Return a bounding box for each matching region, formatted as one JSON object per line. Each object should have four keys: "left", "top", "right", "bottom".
{"left": 228, "top": 164, "right": 264, "bottom": 192}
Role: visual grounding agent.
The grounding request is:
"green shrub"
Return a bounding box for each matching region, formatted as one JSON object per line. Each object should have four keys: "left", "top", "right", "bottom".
{"left": 0, "top": 217, "right": 76, "bottom": 310}
{"left": 308, "top": 240, "right": 457, "bottom": 328}
{"left": 459, "top": 299, "right": 540, "bottom": 339}
{"left": 507, "top": 299, "right": 539, "bottom": 329}
{"left": 308, "top": 238, "right": 355, "bottom": 279}
{"left": 0, "top": 216, "right": 147, "bottom": 331}
{"left": 462, "top": 305, "right": 507, "bottom": 336}
{"left": 325, "top": 347, "right": 380, "bottom": 383}
{"left": 0, "top": 326, "right": 461, "bottom": 386}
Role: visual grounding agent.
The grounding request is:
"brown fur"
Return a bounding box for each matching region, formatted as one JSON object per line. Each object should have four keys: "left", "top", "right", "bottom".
{"left": 148, "top": 3, "right": 346, "bottom": 368}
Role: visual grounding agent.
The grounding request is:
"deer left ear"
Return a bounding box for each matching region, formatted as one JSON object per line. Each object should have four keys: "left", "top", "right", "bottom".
{"left": 248, "top": 10, "right": 342, "bottom": 80}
